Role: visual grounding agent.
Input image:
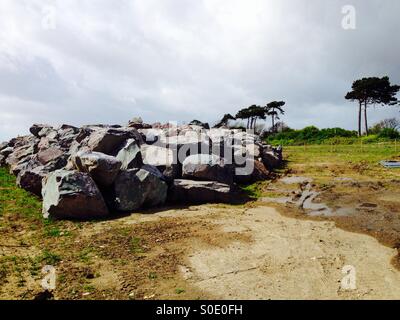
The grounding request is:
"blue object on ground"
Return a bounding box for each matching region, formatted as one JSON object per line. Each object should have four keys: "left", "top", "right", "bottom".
{"left": 380, "top": 161, "right": 400, "bottom": 168}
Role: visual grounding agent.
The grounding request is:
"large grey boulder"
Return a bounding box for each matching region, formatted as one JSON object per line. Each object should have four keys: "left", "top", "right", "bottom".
{"left": 0, "top": 147, "right": 13, "bottom": 159}
{"left": 57, "top": 125, "right": 79, "bottom": 149}
{"left": 158, "top": 134, "right": 210, "bottom": 163}
{"left": 261, "top": 149, "right": 282, "bottom": 170}
{"left": 71, "top": 151, "right": 122, "bottom": 187}
{"left": 8, "top": 153, "right": 42, "bottom": 176}
{"left": 168, "top": 179, "right": 243, "bottom": 204}
{"left": 112, "top": 165, "right": 167, "bottom": 212}
{"left": 5, "top": 142, "right": 38, "bottom": 168}
{"left": 42, "top": 170, "right": 109, "bottom": 220}
{"left": 234, "top": 143, "right": 261, "bottom": 159}
{"left": 138, "top": 128, "right": 163, "bottom": 144}
{"left": 37, "top": 147, "right": 64, "bottom": 165}
{"left": 86, "top": 127, "right": 142, "bottom": 155}
{"left": 30, "top": 124, "right": 51, "bottom": 137}
{"left": 16, "top": 166, "right": 48, "bottom": 197}
{"left": 234, "top": 159, "right": 271, "bottom": 184}
{"left": 182, "top": 154, "right": 234, "bottom": 185}
{"left": 115, "top": 139, "right": 142, "bottom": 170}
{"left": 38, "top": 127, "right": 58, "bottom": 140}
{"left": 141, "top": 144, "right": 180, "bottom": 181}
{"left": 0, "top": 141, "right": 8, "bottom": 151}
{"left": 141, "top": 144, "right": 174, "bottom": 167}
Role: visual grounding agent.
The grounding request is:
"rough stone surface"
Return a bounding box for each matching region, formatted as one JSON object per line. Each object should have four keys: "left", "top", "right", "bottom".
{"left": 234, "top": 159, "right": 271, "bottom": 184}
{"left": 182, "top": 154, "right": 234, "bottom": 185}
{"left": 0, "top": 141, "right": 8, "bottom": 151}
{"left": 30, "top": 124, "right": 50, "bottom": 137}
{"left": 1, "top": 121, "right": 282, "bottom": 220}
{"left": 42, "top": 170, "right": 109, "bottom": 220}
{"left": 261, "top": 149, "right": 282, "bottom": 170}
{"left": 71, "top": 151, "right": 122, "bottom": 187}
{"left": 168, "top": 179, "right": 242, "bottom": 204}
{"left": 37, "top": 147, "right": 64, "bottom": 165}
{"left": 115, "top": 139, "right": 142, "bottom": 170}
{"left": 87, "top": 128, "right": 142, "bottom": 155}
{"left": 112, "top": 166, "right": 167, "bottom": 212}
{"left": 16, "top": 166, "right": 47, "bottom": 197}
{"left": 0, "top": 147, "right": 13, "bottom": 158}
{"left": 141, "top": 144, "right": 174, "bottom": 167}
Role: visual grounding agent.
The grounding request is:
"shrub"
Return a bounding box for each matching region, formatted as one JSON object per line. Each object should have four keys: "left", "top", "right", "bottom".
{"left": 378, "top": 128, "right": 400, "bottom": 139}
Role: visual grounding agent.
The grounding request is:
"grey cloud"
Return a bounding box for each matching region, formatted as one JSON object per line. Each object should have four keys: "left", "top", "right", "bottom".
{"left": 0, "top": 0, "right": 399, "bottom": 141}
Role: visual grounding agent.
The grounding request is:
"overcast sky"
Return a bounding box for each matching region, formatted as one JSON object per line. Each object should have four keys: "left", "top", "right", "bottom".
{"left": 0, "top": 0, "right": 399, "bottom": 141}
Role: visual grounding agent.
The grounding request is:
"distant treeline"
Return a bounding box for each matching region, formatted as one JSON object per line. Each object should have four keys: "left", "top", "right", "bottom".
{"left": 266, "top": 125, "right": 400, "bottom": 146}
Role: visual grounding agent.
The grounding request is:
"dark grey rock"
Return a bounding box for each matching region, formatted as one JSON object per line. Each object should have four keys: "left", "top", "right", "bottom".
{"left": 182, "top": 154, "right": 234, "bottom": 185}
{"left": 16, "top": 166, "right": 48, "bottom": 197}
{"left": 168, "top": 179, "right": 244, "bottom": 204}
{"left": 42, "top": 170, "right": 109, "bottom": 220}
{"left": 112, "top": 166, "right": 167, "bottom": 212}
{"left": 115, "top": 139, "right": 142, "bottom": 170}
{"left": 71, "top": 151, "right": 122, "bottom": 187}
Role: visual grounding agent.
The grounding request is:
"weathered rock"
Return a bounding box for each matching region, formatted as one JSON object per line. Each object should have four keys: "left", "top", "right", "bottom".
{"left": 128, "top": 117, "right": 152, "bottom": 129}
{"left": 37, "top": 147, "right": 64, "bottom": 165}
{"left": 42, "top": 170, "right": 109, "bottom": 220}
{"left": 87, "top": 127, "right": 142, "bottom": 155}
{"left": 57, "top": 125, "right": 79, "bottom": 149}
{"left": 234, "top": 159, "right": 270, "bottom": 184}
{"left": 6, "top": 144, "right": 37, "bottom": 169}
{"left": 234, "top": 143, "right": 261, "bottom": 159}
{"left": 76, "top": 127, "right": 94, "bottom": 143}
{"left": 139, "top": 129, "right": 163, "bottom": 144}
{"left": 139, "top": 165, "right": 168, "bottom": 206}
{"left": 17, "top": 166, "right": 48, "bottom": 197}
{"left": 10, "top": 155, "right": 42, "bottom": 176}
{"left": 0, "top": 141, "right": 8, "bottom": 151}
{"left": 30, "top": 124, "right": 50, "bottom": 137}
{"left": 158, "top": 134, "right": 210, "bottom": 163}
{"left": 0, "top": 154, "right": 5, "bottom": 166}
{"left": 59, "top": 124, "right": 79, "bottom": 132}
{"left": 0, "top": 147, "right": 13, "bottom": 158}
{"left": 141, "top": 144, "right": 174, "bottom": 167}
{"left": 168, "top": 179, "right": 244, "bottom": 204}
{"left": 71, "top": 151, "right": 122, "bottom": 187}
{"left": 112, "top": 166, "right": 167, "bottom": 212}
{"left": 115, "top": 139, "right": 142, "bottom": 170}
{"left": 141, "top": 144, "right": 180, "bottom": 181}
{"left": 8, "top": 135, "right": 37, "bottom": 149}
{"left": 182, "top": 154, "right": 234, "bottom": 185}
{"left": 261, "top": 149, "right": 282, "bottom": 170}
{"left": 38, "top": 127, "right": 58, "bottom": 140}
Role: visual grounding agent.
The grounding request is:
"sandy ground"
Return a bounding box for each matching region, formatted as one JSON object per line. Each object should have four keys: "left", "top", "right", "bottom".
{"left": 176, "top": 205, "right": 400, "bottom": 300}
{"left": 2, "top": 174, "right": 400, "bottom": 300}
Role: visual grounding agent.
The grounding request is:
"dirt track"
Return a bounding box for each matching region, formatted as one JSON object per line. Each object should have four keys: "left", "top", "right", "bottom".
{"left": 179, "top": 205, "right": 400, "bottom": 299}
{"left": 2, "top": 199, "right": 400, "bottom": 299}
{"left": 71, "top": 201, "right": 400, "bottom": 300}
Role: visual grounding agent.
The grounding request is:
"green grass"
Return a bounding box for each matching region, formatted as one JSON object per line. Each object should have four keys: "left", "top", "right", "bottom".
{"left": 0, "top": 167, "right": 42, "bottom": 221}
{"left": 283, "top": 142, "right": 400, "bottom": 184}
{"left": 240, "top": 181, "right": 268, "bottom": 199}
{"left": 38, "top": 250, "right": 62, "bottom": 265}
{"left": 175, "top": 288, "right": 186, "bottom": 294}
{"left": 78, "top": 247, "right": 95, "bottom": 263}
{"left": 285, "top": 142, "right": 399, "bottom": 165}
{"left": 130, "top": 237, "right": 144, "bottom": 254}
{"left": 265, "top": 126, "right": 399, "bottom": 146}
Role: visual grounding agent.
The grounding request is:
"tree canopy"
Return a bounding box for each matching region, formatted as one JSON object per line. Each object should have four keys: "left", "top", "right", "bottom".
{"left": 345, "top": 76, "right": 399, "bottom": 136}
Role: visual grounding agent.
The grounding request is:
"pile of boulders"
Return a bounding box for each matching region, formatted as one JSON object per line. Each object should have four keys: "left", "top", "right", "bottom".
{"left": 0, "top": 119, "right": 282, "bottom": 220}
